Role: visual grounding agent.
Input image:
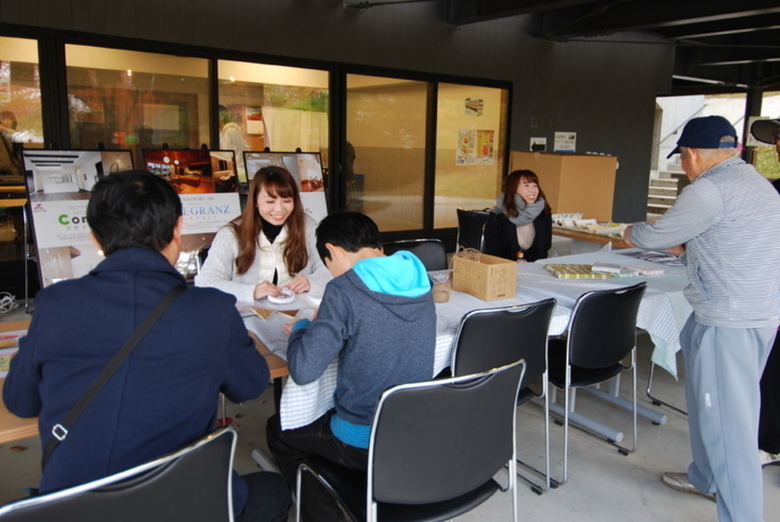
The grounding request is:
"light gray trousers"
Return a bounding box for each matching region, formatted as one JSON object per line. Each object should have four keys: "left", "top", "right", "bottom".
{"left": 681, "top": 315, "right": 776, "bottom": 522}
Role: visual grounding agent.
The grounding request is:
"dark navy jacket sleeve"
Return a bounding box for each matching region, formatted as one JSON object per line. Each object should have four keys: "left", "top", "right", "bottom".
{"left": 221, "top": 306, "right": 270, "bottom": 403}
{"left": 3, "top": 301, "right": 45, "bottom": 417}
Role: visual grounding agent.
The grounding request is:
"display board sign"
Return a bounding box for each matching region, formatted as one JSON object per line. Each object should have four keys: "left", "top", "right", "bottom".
{"left": 22, "top": 149, "right": 134, "bottom": 287}
{"left": 142, "top": 149, "right": 243, "bottom": 277}
{"left": 243, "top": 151, "right": 327, "bottom": 222}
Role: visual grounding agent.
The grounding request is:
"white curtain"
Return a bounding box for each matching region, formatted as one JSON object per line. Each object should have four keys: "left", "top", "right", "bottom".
{"left": 261, "top": 106, "right": 328, "bottom": 152}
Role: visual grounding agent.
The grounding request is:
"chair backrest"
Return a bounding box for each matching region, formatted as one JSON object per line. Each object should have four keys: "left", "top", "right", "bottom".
{"left": 451, "top": 299, "right": 556, "bottom": 394}
{"left": 0, "top": 427, "right": 237, "bottom": 522}
{"left": 567, "top": 282, "right": 646, "bottom": 369}
{"left": 196, "top": 245, "right": 211, "bottom": 273}
{"left": 456, "top": 208, "right": 491, "bottom": 252}
{"left": 382, "top": 238, "right": 448, "bottom": 271}
{"left": 368, "top": 359, "right": 526, "bottom": 505}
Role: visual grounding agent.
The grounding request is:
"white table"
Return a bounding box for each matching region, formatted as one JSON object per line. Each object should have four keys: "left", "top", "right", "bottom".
{"left": 244, "top": 249, "right": 690, "bottom": 433}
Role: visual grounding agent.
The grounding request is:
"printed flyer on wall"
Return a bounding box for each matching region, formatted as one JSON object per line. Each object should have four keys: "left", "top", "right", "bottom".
{"left": 456, "top": 129, "right": 496, "bottom": 165}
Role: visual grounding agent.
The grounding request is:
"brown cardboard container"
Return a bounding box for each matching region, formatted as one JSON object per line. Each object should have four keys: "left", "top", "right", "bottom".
{"left": 452, "top": 253, "right": 517, "bottom": 301}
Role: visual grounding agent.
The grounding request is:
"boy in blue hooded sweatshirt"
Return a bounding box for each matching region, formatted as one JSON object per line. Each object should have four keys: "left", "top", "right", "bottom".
{"left": 266, "top": 211, "right": 436, "bottom": 520}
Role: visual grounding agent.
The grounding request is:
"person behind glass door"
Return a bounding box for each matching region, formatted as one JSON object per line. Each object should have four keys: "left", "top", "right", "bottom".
{"left": 0, "top": 110, "right": 22, "bottom": 176}
{"left": 750, "top": 117, "right": 780, "bottom": 468}
{"left": 484, "top": 169, "right": 552, "bottom": 262}
{"left": 218, "top": 105, "right": 249, "bottom": 180}
{"left": 195, "top": 166, "right": 326, "bottom": 302}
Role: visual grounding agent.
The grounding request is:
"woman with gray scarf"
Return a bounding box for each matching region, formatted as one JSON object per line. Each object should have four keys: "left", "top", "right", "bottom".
{"left": 484, "top": 169, "right": 552, "bottom": 262}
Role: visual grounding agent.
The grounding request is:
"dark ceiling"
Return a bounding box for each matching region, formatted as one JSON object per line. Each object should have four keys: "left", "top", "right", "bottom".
{"left": 444, "top": 0, "right": 780, "bottom": 95}
{"left": 347, "top": 0, "right": 780, "bottom": 95}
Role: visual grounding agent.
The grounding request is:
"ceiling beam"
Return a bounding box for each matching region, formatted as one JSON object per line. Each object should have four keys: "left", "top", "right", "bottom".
{"left": 657, "top": 16, "right": 780, "bottom": 39}
{"left": 539, "top": 2, "right": 780, "bottom": 38}
{"left": 445, "top": 0, "right": 595, "bottom": 25}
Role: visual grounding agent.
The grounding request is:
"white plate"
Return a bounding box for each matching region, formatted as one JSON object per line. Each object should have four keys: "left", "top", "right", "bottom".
{"left": 267, "top": 289, "right": 295, "bottom": 305}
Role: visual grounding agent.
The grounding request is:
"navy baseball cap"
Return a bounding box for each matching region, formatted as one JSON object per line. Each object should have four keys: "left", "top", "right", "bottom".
{"left": 750, "top": 118, "right": 780, "bottom": 144}
{"left": 667, "top": 116, "right": 738, "bottom": 158}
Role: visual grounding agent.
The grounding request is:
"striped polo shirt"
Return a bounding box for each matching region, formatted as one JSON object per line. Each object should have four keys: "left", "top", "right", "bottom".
{"left": 630, "top": 156, "right": 780, "bottom": 328}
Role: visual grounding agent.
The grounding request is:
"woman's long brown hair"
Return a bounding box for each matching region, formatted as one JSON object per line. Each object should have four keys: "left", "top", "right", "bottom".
{"left": 500, "top": 169, "right": 552, "bottom": 217}
{"left": 231, "top": 166, "right": 309, "bottom": 275}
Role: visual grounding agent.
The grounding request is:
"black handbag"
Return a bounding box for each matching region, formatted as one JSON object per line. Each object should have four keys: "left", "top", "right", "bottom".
{"left": 41, "top": 285, "right": 185, "bottom": 469}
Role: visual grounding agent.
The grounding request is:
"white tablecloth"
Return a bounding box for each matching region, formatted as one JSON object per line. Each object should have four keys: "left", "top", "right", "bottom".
{"left": 244, "top": 248, "right": 690, "bottom": 430}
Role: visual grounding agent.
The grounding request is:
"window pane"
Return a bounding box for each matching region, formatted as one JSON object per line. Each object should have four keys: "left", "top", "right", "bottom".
{"left": 66, "top": 45, "right": 209, "bottom": 167}
{"left": 0, "top": 36, "right": 42, "bottom": 277}
{"left": 434, "top": 83, "right": 508, "bottom": 229}
{"left": 218, "top": 60, "right": 329, "bottom": 183}
{"left": 347, "top": 75, "right": 427, "bottom": 232}
{"left": 0, "top": 36, "right": 44, "bottom": 149}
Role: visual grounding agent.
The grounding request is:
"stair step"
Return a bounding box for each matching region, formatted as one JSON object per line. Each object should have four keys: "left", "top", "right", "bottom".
{"left": 650, "top": 179, "right": 678, "bottom": 188}
{"left": 648, "top": 186, "right": 677, "bottom": 194}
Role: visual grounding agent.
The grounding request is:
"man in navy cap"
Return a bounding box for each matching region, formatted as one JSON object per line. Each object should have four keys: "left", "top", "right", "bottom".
{"left": 624, "top": 116, "right": 780, "bottom": 521}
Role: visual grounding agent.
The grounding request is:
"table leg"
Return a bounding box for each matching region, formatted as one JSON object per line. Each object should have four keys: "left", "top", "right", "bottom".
{"left": 251, "top": 376, "right": 285, "bottom": 474}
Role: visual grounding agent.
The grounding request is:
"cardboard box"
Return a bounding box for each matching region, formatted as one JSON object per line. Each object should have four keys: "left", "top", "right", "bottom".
{"left": 452, "top": 253, "right": 517, "bottom": 301}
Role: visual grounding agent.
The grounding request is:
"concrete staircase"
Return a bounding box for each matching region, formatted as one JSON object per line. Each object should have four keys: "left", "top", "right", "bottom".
{"left": 647, "top": 170, "right": 687, "bottom": 219}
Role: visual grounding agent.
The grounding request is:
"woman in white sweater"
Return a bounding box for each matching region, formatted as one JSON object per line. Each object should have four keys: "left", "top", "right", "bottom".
{"left": 195, "top": 166, "right": 325, "bottom": 303}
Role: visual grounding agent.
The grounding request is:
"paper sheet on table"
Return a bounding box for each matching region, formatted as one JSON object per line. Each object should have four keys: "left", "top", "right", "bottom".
{"left": 243, "top": 309, "right": 316, "bottom": 360}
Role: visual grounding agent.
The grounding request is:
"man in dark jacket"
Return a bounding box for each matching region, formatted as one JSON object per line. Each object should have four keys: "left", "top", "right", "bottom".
{"left": 3, "top": 171, "right": 290, "bottom": 521}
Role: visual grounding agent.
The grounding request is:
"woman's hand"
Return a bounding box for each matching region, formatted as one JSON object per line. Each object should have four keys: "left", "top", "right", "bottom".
{"left": 285, "top": 275, "right": 311, "bottom": 294}
{"left": 254, "top": 281, "right": 283, "bottom": 300}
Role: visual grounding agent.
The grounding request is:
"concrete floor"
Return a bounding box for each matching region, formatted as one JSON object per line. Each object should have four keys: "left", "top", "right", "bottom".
{"left": 2, "top": 283, "right": 779, "bottom": 520}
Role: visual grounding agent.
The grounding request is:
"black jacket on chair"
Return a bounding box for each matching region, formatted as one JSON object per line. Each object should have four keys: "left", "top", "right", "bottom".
{"left": 483, "top": 211, "right": 552, "bottom": 263}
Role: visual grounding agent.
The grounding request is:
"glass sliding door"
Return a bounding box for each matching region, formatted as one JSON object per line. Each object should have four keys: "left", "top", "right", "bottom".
{"left": 0, "top": 36, "right": 44, "bottom": 149}
{"left": 217, "top": 61, "right": 329, "bottom": 183}
{"left": 346, "top": 74, "right": 428, "bottom": 232}
{"left": 434, "top": 83, "right": 508, "bottom": 229}
{"left": 65, "top": 45, "right": 210, "bottom": 167}
{"left": 0, "top": 36, "right": 43, "bottom": 283}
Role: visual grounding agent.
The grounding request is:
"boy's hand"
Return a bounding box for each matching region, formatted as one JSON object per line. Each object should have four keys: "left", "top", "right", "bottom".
{"left": 284, "top": 320, "right": 296, "bottom": 336}
{"left": 285, "top": 317, "right": 313, "bottom": 336}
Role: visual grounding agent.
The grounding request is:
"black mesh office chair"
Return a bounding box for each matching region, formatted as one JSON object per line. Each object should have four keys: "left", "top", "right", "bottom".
{"left": 382, "top": 238, "right": 448, "bottom": 271}
{"left": 295, "top": 359, "right": 526, "bottom": 522}
{"left": 456, "top": 208, "right": 491, "bottom": 252}
{"left": 451, "top": 298, "right": 557, "bottom": 494}
{"left": 546, "top": 282, "right": 646, "bottom": 485}
{"left": 0, "top": 427, "right": 237, "bottom": 522}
